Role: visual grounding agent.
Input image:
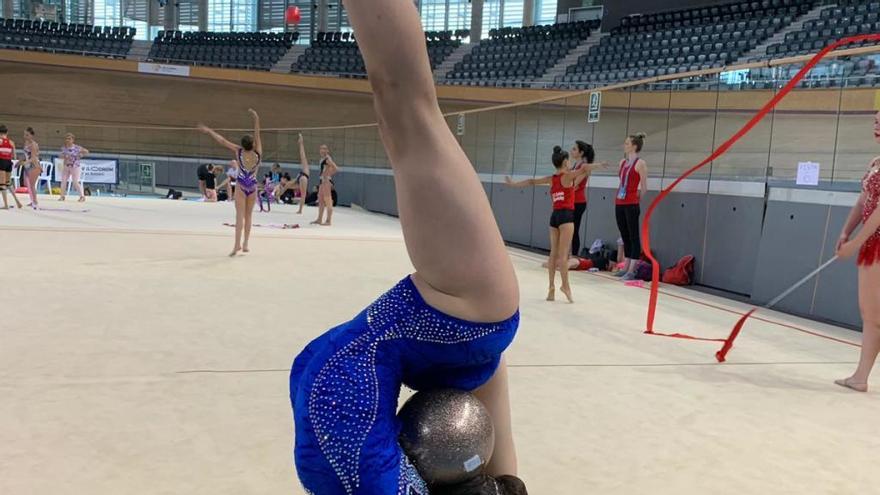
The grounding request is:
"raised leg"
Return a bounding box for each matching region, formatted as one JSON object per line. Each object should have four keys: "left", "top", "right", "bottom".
{"left": 297, "top": 177, "right": 308, "bottom": 214}
{"left": 344, "top": 0, "right": 518, "bottom": 321}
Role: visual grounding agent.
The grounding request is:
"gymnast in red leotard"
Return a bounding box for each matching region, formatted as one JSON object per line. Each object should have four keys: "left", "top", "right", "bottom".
{"left": 835, "top": 111, "right": 880, "bottom": 393}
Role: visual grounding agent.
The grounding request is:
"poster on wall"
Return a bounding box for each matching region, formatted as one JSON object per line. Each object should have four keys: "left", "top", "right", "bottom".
{"left": 53, "top": 159, "right": 119, "bottom": 185}
{"left": 588, "top": 91, "right": 602, "bottom": 123}
{"left": 796, "top": 161, "right": 820, "bottom": 186}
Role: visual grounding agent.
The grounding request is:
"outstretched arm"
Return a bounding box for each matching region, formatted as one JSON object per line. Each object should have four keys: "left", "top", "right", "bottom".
{"left": 198, "top": 125, "right": 239, "bottom": 153}
{"left": 249, "top": 109, "right": 262, "bottom": 155}
{"left": 344, "top": 0, "right": 518, "bottom": 322}
{"left": 569, "top": 161, "right": 607, "bottom": 186}
{"left": 505, "top": 175, "right": 552, "bottom": 188}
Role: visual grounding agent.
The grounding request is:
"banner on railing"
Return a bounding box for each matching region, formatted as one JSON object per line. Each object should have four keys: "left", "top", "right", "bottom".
{"left": 53, "top": 159, "right": 119, "bottom": 184}
{"left": 137, "top": 63, "right": 191, "bottom": 78}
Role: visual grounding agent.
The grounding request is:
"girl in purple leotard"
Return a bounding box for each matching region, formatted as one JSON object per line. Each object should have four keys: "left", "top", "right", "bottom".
{"left": 199, "top": 109, "right": 263, "bottom": 257}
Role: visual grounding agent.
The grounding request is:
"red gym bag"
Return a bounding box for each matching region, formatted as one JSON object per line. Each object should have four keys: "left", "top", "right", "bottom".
{"left": 662, "top": 255, "right": 695, "bottom": 286}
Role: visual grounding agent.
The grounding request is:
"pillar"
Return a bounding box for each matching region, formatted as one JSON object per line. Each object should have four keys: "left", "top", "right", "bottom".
{"left": 523, "top": 0, "right": 535, "bottom": 26}
{"left": 470, "top": 0, "right": 483, "bottom": 41}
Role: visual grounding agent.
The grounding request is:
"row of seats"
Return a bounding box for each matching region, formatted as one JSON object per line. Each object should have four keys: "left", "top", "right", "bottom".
{"left": 618, "top": 0, "right": 813, "bottom": 32}
{"left": 292, "top": 30, "right": 460, "bottom": 76}
{"left": 557, "top": 0, "right": 809, "bottom": 87}
{"left": 764, "top": 2, "right": 880, "bottom": 58}
{"left": 444, "top": 21, "right": 598, "bottom": 86}
{"left": 147, "top": 31, "right": 297, "bottom": 71}
{"left": 0, "top": 17, "right": 134, "bottom": 58}
{"left": 2, "top": 18, "right": 135, "bottom": 39}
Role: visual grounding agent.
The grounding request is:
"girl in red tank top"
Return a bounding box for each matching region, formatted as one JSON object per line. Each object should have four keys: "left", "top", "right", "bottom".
{"left": 550, "top": 173, "right": 575, "bottom": 211}
{"left": 616, "top": 156, "right": 642, "bottom": 206}
{"left": 615, "top": 133, "right": 649, "bottom": 281}
{"left": 0, "top": 124, "right": 24, "bottom": 210}
{"left": 506, "top": 146, "right": 607, "bottom": 303}
{"left": 834, "top": 111, "right": 880, "bottom": 393}
{"left": 569, "top": 140, "right": 603, "bottom": 257}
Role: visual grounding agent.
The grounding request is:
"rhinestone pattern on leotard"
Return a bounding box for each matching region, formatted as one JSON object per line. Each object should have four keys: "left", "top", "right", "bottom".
{"left": 307, "top": 277, "right": 518, "bottom": 494}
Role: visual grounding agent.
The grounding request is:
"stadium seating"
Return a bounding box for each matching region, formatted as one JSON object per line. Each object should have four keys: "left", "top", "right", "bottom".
{"left": 558, "top": 0, "right": 817, "bottom": 88}
{"left": 444, "top": 20, "right": 598, "bottom": 87}
{"left": 0, "top": 17, "right": 134, "bottom": 59}
{"left": 148, "top": 30, "right": 297, "bottom": 71}
{"left": 291, "top": 29, "right": 464, "bottom": 77}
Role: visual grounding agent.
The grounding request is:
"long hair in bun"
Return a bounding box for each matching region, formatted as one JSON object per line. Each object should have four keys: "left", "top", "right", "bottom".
{"left": 628, "top": 132, "right": 647, "bottom": 152}
{"left": 551, "top": 145, "right": 569, "bottom": 169}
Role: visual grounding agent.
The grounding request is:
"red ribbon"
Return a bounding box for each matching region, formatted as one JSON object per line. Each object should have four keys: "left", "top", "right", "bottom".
{"left": 641, "top": 34, "right": 880, "bottom": 361}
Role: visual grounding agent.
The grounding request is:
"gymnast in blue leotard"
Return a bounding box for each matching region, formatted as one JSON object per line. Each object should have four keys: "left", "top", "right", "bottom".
{"left": 290, "top": 2, "right": 526, "bottom": 494}
{"left": 198, "top": 109, "right": 263, "bottom": 257}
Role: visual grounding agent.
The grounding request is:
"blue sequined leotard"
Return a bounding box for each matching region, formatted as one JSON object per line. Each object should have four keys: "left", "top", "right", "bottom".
{"left": 290, "top": 276, "right": 519, "bottom": 495}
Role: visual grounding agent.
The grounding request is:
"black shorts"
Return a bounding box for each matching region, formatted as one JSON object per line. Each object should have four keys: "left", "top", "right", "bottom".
{"left": 550, "top": 209, "right": 575, "bottom": 228}
{"left": 205, "top": 174, "right": 216, "bottom": 190}
{"left": 0, "top": 159, "right": 12, "bottom": 173}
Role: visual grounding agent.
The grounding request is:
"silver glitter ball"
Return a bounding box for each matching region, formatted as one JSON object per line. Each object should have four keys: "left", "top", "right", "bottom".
{"left": 397, "top": 389, "right": 495, "bottom": 485}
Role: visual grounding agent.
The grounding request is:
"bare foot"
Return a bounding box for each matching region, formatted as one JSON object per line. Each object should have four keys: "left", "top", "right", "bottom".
{"left": 59, "top": 196, "right": 65, "bottom": 201}
{"left": 78, "top": 196, "right": 86, "bottom": 203}
{"left": 561, "top": 286, "right": 574, "bottom": 303}
{"left": 242, "top": 246, "right": 250, "bottom": 253}
{"left": 834, "top": 377, "right": 868, "bottom": 392}
{"left": 320, "top": 222, "right": 332, "bottom": 226}
{"left": 229, "top": 247, "right": 241, "bottom": 257}
{"left": 310, "top": 220, "right": 322, "bottom": 225}
{"left": 546, "top": 287, "right": 555, "bottom": 302}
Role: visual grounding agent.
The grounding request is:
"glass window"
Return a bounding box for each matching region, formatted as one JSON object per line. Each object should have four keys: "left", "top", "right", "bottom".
{"left": 448, "top": 0, "right": 471, "bottom": 32}
{"left": 420, "top": 0, "right": 447, "bottom": 32}
{"left": 94, "top": 0, "right": 122, "bottom": 28}
{"left": 502, "top": 0, "right": 523, "bottom": 28}
{"left": 178, "top": 0, "right": 201, "bottom": 31}
{"left": 65, "top": 0, "right": 90, "bottom": 24}
{"left": 535, "top": 0, "right": 557, "bottom": 25}
{"left": 482, "top": 0, "right": 501, "bottom": 38}
{"left": 259, "top": 0, "right": 312, "bottom": 42}
{"left": 122, "top": 0, "right": 150, "bottom": 39}
{"left": 208, "top": 0, "right": 255, "bottom": 32}
{"left": 324, "top": 0, "right": 352, "bottom": 32}
{"left": 230, "top": 1, "right": 256, "bottom": 32}
{"left": 419, "top": 0, "right": 471, "bottom": 33}
{"left": 208, "top": 0, "right": 233, "bottom": 32}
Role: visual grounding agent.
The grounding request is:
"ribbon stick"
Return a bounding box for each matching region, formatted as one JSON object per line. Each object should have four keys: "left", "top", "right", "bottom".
{"left": 640, "top": 34, "right": 880, "bottom": 359}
